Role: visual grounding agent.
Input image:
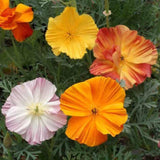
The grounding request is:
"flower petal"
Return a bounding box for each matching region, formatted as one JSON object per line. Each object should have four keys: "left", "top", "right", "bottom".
{"left": 90, "top": 59, "right": 120, "bottom": 80}
{"left": 0, "top": 0, "right": 9, "bottom": 13}
{"left": 6, "top": 107, "right": 31, "bottom": 135}
{"left": 22, "top": 116, "right": 54, "bottom": 145}
{"left": 87, "top": 77, "right": 125, "bottom": 108}
{"left": 12, "top": 23, "right": 33, "bottom": 42}
{"left": 98, "top": 103, "right": 128, "bottom": 130}
{"left": 121, "top": 31, "right": 158, "bottom": 65}
{"left": 45, "top": 7, "right": 98, "bottom": 59}
{"left": 14, "top": 4, "right": 33, "bottom": 22}
{"left": 31, "top": 78, "right": 57, "bottom": 104}
{"left": 10, "top": 82, "right": 33, "bottom": 107}
{"left": 90, "top": 25, "right": 158, "bottom": 89}
{"left": 75, "top": 14, "right": 98, "bottom": 50}
{"left": 41, "top": 111, "right": 67, "bottom": 132}
{"left": 0, "top": 8, "right": 17, "bottom": 30}
{"left": 66, "top": 116, "right": 108, "bottom": 147}
{"left": 93, "top": 25, "right": 129, "bottom": 59}
{"left": 60, "top": 80, "right": 93, "bottom": 116}
{"left": 1, "top": 96, "right": 11, "bottom": 115}
{"left": 95, "top": 115, "right": 123, "bottom": 137}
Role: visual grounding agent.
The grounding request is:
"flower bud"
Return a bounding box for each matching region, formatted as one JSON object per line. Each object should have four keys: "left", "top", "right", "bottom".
{"left": 3, "top": 132, "right": 12, "bottom": 148}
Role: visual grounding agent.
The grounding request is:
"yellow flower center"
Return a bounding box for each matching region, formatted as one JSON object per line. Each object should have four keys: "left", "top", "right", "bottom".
{"left": 91, "top": 108, "right": 98, "bottom": 115}
{"left": 28, "top": 103, "right": 44, "bottom": 115}
{"left": 120, "top": 56, "right": 124, "bottom": 60}
{"left": 65, "top": 32, "right": 73, "bottom": 41}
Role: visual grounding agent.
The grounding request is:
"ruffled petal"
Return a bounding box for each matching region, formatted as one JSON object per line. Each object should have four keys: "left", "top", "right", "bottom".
{"left": 1, "top": 96, "right": 12, "bottom": 115}
{"left": 66, "top": 116, "right": 108, "bottom": 147}
{"left": 22, "top": 116, "right": 54, "bottom": 145}
{"left": 87, "top": 77, "right": 125, "bottom": 108}
{"left": 0, "top": 0, "right": 9, "bottom": 13}
{"left": 12, "top": 23, "right": 33, "bottom": 42}
{"left": 90, "top": 59, "right": 120, "bottom": 80}
{"left": 121, "top": 31, "right": 158, "bottom": 64}
{"left": 30, "top": 78, "right": 57, "bottom": 104}
{"left": 41, "top": 111, "right": 67, "bottom": 132}
{"left": 6, "top": 107, "right": 31, "bottom": 135}
{"left": 0, "top": 8, "right": 17, "bottom": 30}
{"left": 14, "top": 4, "right": 33, "bottom": 22}
{"left": 93, "top": 25, "right": 129, "bottom": 59}
{"left": 45, "top": 7, "right": 98, "bottom": 59}
{"left": 96, "top": 102, "right": 128, "bottom": 136}
{"left": 76, "top": 14, "right": 98, "bottom": 50}
{"left": 97, "top": 103, "right": 128, "bottom": 135}
{"left": 10, "top": 81, "right": 33, "bottom": 107}
{"left": 95, "top": 114, "right": 124, "bottom": 137}
{"left": 60, "top": 80, "right": 93, "bottom": 116}
{"left": 120, "top": 62, "right": 151, "bottom": 89}
{"left": 90, "top": 25, "right": 157, "bottom": 89}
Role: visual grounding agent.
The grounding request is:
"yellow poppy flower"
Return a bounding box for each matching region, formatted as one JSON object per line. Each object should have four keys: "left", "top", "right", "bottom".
{"left": 45, "top": 7, "right": 98, "bottom": 59}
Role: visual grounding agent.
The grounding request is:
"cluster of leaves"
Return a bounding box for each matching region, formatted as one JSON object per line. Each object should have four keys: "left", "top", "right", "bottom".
{"left": 0, "top": 0, "right": 160, "bottom": 159}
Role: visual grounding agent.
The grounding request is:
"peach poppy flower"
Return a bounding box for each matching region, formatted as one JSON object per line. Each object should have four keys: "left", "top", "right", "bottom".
{"left": 45, "top": 7, "right": 98, "bottom": 59}
{"left": 90, "top": 25, "right": 158, "bottom": 89}
{"left": 2, "top": 78, "right": 67, "bottom": 145}
{"left": 60, "top": 76, "right": 128, "bottom": 147}
{"left": 0, "top": 0, "right": 33, "bottom": 42}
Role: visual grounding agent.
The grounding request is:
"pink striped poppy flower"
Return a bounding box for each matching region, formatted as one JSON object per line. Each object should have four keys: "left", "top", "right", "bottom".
{"left": 2, "top": 78, "right": 67, "bottom": 145}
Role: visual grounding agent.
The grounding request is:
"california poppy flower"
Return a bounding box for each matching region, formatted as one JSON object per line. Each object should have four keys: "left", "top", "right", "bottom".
{"left": 2, "top": 78, "right": 67, "bottom": 145}
{"left": 0, "top": 0, "right": 33, "bottom": 42}
{"left": 45, "top": 7, "right": 98, "bottom": 59}
{"left": 90, "top": 25, "right": 158, "bottom": 89}
{"left": 60, "top": 76, "right": 128, "bottom": 147}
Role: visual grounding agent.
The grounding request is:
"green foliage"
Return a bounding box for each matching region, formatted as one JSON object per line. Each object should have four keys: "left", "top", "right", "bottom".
{"left": 0, "top": 0, "right": 160, "bottom": 159}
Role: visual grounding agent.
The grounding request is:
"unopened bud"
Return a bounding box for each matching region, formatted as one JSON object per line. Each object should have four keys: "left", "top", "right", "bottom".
{"left": 3, "top": 132, "right": 12, "bottom": 148}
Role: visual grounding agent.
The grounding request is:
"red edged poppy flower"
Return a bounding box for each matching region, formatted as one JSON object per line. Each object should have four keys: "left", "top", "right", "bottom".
{"left": 90, "top": 25, "right": 158, "bottom": 89}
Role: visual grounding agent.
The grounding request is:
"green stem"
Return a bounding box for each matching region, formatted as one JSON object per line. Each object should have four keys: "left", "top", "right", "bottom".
{"left": 86, "top": 52, "right": 92, "bottom": 68}
{"left": 48, "top": 138, "right": 54, "bottom": 160}
{"left": 59, "top": 0, "right": 67, "bottom": 6}
{"left": 105, "top": 0, "right": 110, "bottom": 28}
{"left": 57, "top": 62, "right": 61, "bottom": 84}
{"left": 7, "top": 149, "right": 13, "bottom": 160}
{"left": 143, "top": 134, "right": 158, "bottom": 144}
{"left": 4, "top": 49, "right": 22, "bottom": 69}
{"left": 0, "top": 29, "right": 5, "bottom": 46}
{"left": 10, "top": 34, "right": 22, "bottom": 69}
{"left": 69, "top": 0, "right": 77, "bottom": 8}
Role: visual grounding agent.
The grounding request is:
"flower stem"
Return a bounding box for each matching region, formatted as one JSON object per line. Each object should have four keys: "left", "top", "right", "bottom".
{"left": 7, "top": 149, "right": 13, "bottom": 160}
{"left": 59, "top": 0, "right": 77, "bottom": 7}
{"left": 105, "top": 0, "right": 110, "bottom": 28}
{"left": 69, "top": 0, "right": 77, "bottom": 8}
{"left": 86, "top": 51, "right": 92, "bottom": 68}
{"left": 143, "top": 134, "right": 159, "bottom": 144}
{"left": 10, "top": 34, "right": 22, "bottom": 69}
{"left": 57, "top": 61, "right": 61, "bottom": 82}
{"left": 48, "top": 138, "right": 54, "bottom": 160}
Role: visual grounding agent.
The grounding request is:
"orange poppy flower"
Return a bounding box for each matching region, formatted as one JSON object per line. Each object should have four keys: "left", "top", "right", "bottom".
{"left": 90, "top": 25, "right": 158, "bottom": 89}
{"left": 60, "top": 76, "right": 128, "bottom": 147}
{"left": 0, "top": 0, "right": 33, "bottom": 42}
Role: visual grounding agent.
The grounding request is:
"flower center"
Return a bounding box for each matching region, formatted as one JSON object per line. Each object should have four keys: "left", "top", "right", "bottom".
{"left": 28, "top": 104, "right": 44, "bottom": 115}
{"left": 91, "top": 108, "right": 98, "bottom": 115}
{"left": 65, "top": 32, "right": 73, "bottom": 41}
{"left": 120, "top": 56, "right": 124, "bottom": 60}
